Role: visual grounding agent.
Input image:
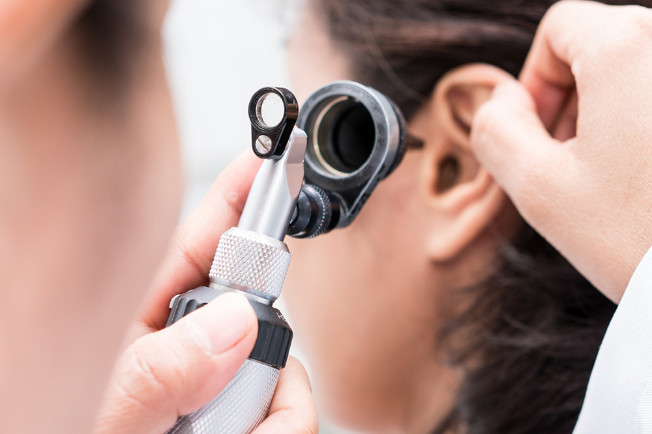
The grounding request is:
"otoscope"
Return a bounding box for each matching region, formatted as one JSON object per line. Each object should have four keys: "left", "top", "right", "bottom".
{"left": 165, "top": 81, "right": 418, "bottom": 433}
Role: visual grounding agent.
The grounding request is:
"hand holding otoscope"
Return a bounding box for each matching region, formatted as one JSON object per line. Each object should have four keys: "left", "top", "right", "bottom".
{"left": 162, "top": 81, "right": 421, "bottom": 432}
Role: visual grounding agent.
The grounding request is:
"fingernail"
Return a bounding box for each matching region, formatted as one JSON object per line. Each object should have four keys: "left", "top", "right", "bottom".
{"left": 190, "top": 292, "right": 256, "bottom": 355}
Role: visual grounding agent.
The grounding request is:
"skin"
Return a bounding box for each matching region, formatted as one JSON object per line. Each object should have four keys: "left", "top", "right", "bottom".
{"left": 92, "top": 1, "right": 650, "bottom": 433}
{"left": 285, "top": 5, "right": 520, "bottom": 433}
{"left": 472, "top": 1, "right": 652, "bottom": 303}
{"left": 2, "top": 0, "right": 648, "bottom": 432}
{"left": 0, "top": 2, "right": 181, "bottom": 431}
{"left": 285, "top": 1, "right": 652, "bottom": 432}
{"left": 0, "top": 1, "right": 316, "bottom": 433}
{"left": 95, "top": 153, "right": 317, "bottom": 434}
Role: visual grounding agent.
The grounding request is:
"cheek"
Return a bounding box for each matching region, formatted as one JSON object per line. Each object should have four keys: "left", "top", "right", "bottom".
{"left": 285, "top": 183, "right": 418, "bottom": 341}
{"left": 283, "top": 168, "right": 436, "bottom": 425}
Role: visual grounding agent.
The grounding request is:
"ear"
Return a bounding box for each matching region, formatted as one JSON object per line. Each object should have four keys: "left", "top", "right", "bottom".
{"left": 0, "top": 0, "right": 89, "bottom": 87}
{"left": 412, "top": 64, "right": 515, "bottom": 262}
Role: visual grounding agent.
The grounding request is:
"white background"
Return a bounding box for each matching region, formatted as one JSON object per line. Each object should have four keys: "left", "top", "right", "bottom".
{"left": 164, "top": 0, "right": 297, "bottom": 216}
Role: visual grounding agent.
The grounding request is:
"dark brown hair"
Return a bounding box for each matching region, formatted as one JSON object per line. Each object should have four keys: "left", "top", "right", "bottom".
{"left": 312, "top": 0, "right": 651, "bottom": 432}
{"left": 71, "top": 0, "right": 146, "bottom": 89}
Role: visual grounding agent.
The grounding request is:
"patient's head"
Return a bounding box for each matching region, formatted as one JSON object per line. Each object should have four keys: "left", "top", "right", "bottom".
{"left": 0, "top": 1, "right": 179, "bottom": 430}
{"left": 284, "top": 0, "right": 643, "bottom": 432}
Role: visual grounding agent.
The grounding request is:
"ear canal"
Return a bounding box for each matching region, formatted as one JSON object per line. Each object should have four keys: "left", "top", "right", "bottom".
{"left": 435, "top": 155, "right": 460, "bottom": 193}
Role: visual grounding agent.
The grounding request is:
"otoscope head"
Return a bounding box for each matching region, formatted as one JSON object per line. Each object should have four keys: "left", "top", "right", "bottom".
{"left": 296, "top": 81, "right": 409, "bottom": 230}
{"left": 244, "top": 82, "right": 414, "bottom": 239}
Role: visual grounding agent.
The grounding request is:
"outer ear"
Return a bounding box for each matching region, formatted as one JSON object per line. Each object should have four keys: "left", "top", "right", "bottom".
{"left": 411, "top": 64, "right": 516, "bottom": 262}
{"left": 437, "top": 64, "right": 513, "bottom": 150}
{"left": 0, "top": 0, "right": 89, "bottom": 87}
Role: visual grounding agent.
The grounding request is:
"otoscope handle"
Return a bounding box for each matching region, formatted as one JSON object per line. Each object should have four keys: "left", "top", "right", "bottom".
{"left": 165, "top": 228, "right": 293, "bottom": 434}
{"left": 166, "top": 345, "right": 280, "bottom": 434}
{"left": 165, "top": 86, "right": 304, "bottom": 433}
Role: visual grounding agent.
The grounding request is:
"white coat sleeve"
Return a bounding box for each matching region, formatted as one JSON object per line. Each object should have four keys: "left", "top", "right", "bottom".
{"left": 574, "top": 245, "right": 652, "bottom": 433}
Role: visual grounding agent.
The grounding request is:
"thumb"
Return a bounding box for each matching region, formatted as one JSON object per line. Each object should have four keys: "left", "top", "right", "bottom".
{"left": 95, "top": 292, "right": 258, "bottom": 434}
{"left": 470, "top": 79, "right": 572, "bottom": 220}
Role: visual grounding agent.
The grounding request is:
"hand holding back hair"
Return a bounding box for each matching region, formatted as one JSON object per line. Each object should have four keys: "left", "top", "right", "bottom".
{"left": 471, "top": 1, "right": 652, "bottom": 302}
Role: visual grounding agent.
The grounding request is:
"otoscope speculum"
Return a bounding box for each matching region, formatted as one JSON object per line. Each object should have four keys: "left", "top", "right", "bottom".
{"left": 286, "top": 81, "right": 411, "bottom": 238}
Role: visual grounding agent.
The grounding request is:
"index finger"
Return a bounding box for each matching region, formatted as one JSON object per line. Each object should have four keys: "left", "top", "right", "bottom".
{"left": 519, "top": 1, "right": 625, "bottom": 127}
{"left": 253, "top": 357, "right": 318, "bottom": 434}
{"left": 141, "top": 151, "right": 262, "bottom": 331}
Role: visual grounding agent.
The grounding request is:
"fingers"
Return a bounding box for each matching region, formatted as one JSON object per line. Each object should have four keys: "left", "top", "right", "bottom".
{"left": 471, "top": 79, "right": 572, "bottom": 222}
{"left": 519, "top": 1, "right": 650, "bottom": 126}
{"left": 142, "top": 151, "right": 262, "bottom": 331}
{"left": 473, "top": 0, "right": 651, "bottom": 228}
{"left": 94, "top": 293, "right": 257, "bottom": 434}
{"left": 551, "top": 88, "right": 578, "bottom": 142}
{"left": 253, "top": 357, "right": 318, "bottom": 434}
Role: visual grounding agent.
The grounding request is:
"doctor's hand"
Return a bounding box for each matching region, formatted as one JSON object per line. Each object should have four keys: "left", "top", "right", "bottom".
{"left": 93, "top": 153, "right": 318, "bottom": 434}
{"left": 471, "top": 1, "right": 652, "bottom": 303}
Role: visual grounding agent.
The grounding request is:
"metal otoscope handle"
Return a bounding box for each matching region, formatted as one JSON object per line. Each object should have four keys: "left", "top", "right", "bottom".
{"left": 163, "top": 82, "right": 411, "bottom": 432}
{"left": 165, "top": 87, "right": 305, "bottom": 434}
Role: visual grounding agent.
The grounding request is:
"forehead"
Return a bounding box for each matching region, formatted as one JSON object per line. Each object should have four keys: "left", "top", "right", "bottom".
{"left": 287, "top": 5, "right": 353, "bottom": 103}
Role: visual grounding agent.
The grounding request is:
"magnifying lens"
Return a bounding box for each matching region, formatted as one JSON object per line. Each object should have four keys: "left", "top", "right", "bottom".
{"left": 248, "top": 87, "right": 298, "bottom": 159}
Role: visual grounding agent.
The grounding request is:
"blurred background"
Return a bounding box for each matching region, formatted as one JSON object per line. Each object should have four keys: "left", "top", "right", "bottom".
{"left": 164, "top": 1, "right": 350, "bottom": 432}
{"left": 164, "top": 0, "right": 295, "bottom": 216}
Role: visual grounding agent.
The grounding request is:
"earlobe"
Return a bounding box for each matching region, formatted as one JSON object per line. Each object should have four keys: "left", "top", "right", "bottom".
{"left": 426, "top": 169, "right": 506, "bottom": 262}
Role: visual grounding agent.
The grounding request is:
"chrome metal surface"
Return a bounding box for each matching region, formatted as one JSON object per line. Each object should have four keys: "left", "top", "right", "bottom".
{"left": 238, "top": 129, "right": 307, "bottom": 240}
{"left": 208, "top": 227, "right": 290, "bottom": 302}
{"left": 167, "top": 360, "right": 279, "bottom": 434}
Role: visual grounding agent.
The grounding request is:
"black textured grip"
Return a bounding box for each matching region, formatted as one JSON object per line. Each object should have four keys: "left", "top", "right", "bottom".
{"left": 167, "top": 286, "right": 293, "bottom": 369}
{"left": 249, "top": 302, "right": 293, "bottom": 369}
{"left": 166, "top": 296, "right": 208, "bottom": 327}
{"left": 288, "top": 184, "right": 332, "bottom": 239}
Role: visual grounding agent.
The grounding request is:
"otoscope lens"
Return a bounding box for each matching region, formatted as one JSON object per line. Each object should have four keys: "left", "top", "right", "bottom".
{"left": 314, "top": 100, "right": 376, "bottom": 175}
{"left": 256, "top": 92, "right": 285, "bottom": 128}
{"left": 330, "top": 103, "right": 375, "bottom": 172}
